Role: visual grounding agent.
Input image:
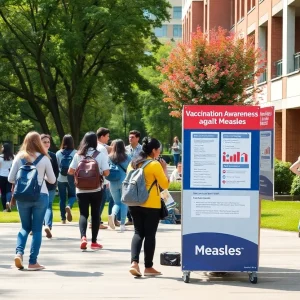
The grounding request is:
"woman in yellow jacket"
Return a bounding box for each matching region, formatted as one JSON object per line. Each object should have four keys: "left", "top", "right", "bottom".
{"left": 129, "top": 137, "right": 169, "bottom": 277}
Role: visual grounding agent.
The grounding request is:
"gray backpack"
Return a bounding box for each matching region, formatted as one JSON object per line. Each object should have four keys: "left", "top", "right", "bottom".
{"left": 121, "top": 160, "right": 157, "bottom": 206}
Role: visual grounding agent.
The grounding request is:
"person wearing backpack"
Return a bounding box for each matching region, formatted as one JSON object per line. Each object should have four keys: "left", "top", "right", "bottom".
{"left": 107, "top": 139, "right": 131, "bottom": 232}
{"left": 8, "top": 131, "right": 56, "bottom": 271}
{"left": 41, "top": 134, "right": 59, "bottom": 238}
{"left": 0, "top": 143, "right": 14, "bottom": 212}
{"left": 127, "top": 137, "right": 169, "bottom": 277}
{"left": 68, "top": 132, "right": 110, "bottom": 250}
{"left": 56, "top": 134, "right": 76, "bottom": 224}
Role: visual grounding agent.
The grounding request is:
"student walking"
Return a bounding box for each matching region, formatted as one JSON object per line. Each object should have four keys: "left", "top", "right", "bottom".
{"left": 128, "top": 137, "right": 169, "bottom": 277}
{"left": 41, "top": 134, "right": 59, "bottom": 238}
{"left": 171, "top": 136, "right": 182, "bottom": 168}
{"left": 125, "top": 130, "right": 142, "bottom": 225}
{"left": 56, "top": 135, "right": 76, "bottom": 224}
{"left": 8, "top": 131, "right": 56, "bottom": 270}
{"left": 0, "top": 143, "right": 14, "bottom": 212}
{"left": 107, "top": 139, "right": 131, "bottom": 232}
{"left": 68, "top": 132, "right": 110, "bottom": 250}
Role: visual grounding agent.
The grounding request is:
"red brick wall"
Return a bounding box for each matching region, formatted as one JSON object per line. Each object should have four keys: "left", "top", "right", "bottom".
{"left": 271, "top": 17, "right": 282, "bottom": 78}
{"left": 295, "top": 17, "right": 300, "bottom": 53}
{"left": 209, "top": 0, "right": 232, "bottom": 31}
{"left": 275, "top": 112, "right": 282, "bottom": 160}
{"left": 192, "top": 1, "right": 204, "bottom": 33}
{"left": 285, "top": 109, "right": 300, "bottom": 163}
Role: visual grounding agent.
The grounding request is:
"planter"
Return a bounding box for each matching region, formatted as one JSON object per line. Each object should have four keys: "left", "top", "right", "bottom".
{"left": 169, "top": 191, "right": 182, "bottom": 213}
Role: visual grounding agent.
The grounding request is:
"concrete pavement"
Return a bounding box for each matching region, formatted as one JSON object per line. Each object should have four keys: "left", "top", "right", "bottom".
{"left": 1, "top": 223, "right": 300, "bottom": 299}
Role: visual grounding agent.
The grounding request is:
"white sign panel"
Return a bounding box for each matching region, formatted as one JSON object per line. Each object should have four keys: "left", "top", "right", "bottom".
{"left": 221, "top": 132, "right": 252, "bottom": 189}
{"left": 191, "top": 195, "right": 250, "bottom": 218}
{"left": 190, "top": 132, "right": 220, "bottom": 188}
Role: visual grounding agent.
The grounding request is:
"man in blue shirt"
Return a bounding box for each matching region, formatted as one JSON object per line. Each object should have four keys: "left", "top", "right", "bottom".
{"left": 125, "top": 130, "right": 142, "bottom": 225}
{"left": 125, "top": 130, "right": 142, "bottom": 159}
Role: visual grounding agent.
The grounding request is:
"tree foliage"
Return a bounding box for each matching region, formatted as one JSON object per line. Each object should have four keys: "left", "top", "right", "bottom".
{"left": 159, "top": 27, "right": 266, "bottom": 117}
{"left": 0, "top": 0, "right": 170, "bottom": 145}
{"left": 0, "top": 93, "right": 33, "bottom": 137}
{"left": 137, "top": 43, "right": 181, "bottom": 145}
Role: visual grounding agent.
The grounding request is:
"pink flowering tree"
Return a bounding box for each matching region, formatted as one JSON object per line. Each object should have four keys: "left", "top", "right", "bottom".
{"left": 158, "top": 27, "right": 266, "bottom": 117}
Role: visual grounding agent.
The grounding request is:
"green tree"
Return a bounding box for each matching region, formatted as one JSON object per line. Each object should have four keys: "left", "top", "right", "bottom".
{"left": 0, "top": 93, "right": 33, "bottom": 137}
{"left": 137, "top": 43, "right": 181, "bottom": 146}
{"left": 0, "top": 0, "right": 170, "bottom": 145}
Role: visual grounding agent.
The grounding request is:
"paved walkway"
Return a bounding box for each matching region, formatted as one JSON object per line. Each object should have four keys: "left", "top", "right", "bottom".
{"left": 1, "top": 224, "right": 300, "bottom": 299}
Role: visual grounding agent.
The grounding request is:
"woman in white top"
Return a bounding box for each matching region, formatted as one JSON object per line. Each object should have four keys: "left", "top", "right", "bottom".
{"left": 68, "top": 132, "right": 109, "bottom": 251}
{"left": 8, "top": 131, "right": 56, "bottom": 271}
{"left": 0, "top": 143, "right": 14, "bottom": 212}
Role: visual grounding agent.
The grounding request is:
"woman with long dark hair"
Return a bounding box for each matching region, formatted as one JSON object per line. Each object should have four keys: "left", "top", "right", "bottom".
{"left": 56, "top": 134, "right": 76, "bottom": 224}
{"left": 128, "top": 137, "right": 169, "bottom": 277}
{"left": 107, "top": 139, "right": 131, "bottom": 232}
{"left": 8, "top": 131, "right": 56, "bottom": 270}
{"left": 41, "top": 134, "right": 59, "bottom": 238}
{"left": 68, "top": 132, "right": 109, "bottom": 250}
{"left": 0, "top": 143, "right": 14, "bottom": 211}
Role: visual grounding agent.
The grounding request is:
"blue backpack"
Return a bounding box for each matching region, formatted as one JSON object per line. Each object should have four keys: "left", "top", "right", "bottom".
{"left": 106, "top": 161, "right": 127, "bottom": 182}
{"left": 14, "top": 154, "right": 45, "bottom": 202}
{"left": 60, "top": 150, "right": 73, "bottom": 176}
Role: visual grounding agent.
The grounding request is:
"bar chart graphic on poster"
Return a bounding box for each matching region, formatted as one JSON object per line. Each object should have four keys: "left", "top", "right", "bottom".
{"left": 221, "top": 132, "right": 252, "bottom": 189}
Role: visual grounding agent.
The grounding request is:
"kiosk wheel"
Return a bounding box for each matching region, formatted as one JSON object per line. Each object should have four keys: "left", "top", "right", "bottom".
{"left": 248, "top": 272, "right": 258, "bottom": 284}
{"left": 183, "top": 271, "right": 190, "bottom": 283}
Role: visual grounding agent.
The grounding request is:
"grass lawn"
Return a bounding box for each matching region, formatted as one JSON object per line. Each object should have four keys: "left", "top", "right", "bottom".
{"left": 1, "top": 199, "right": 299, "bottom": 232}
{"left": 0, "top": 196, "right": 108, "bottom": 223}
{"left": 261, "top": 200, "right": 300, "bottom": 232}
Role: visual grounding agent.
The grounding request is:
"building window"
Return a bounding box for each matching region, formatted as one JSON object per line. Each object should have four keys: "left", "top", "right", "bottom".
{"left": 275, "top": 59, "right": 282, "bottom": 77}
{"left": 173, "top": 25, "right": 182, "bottom": 37}
{"left": 154, "top": 25, "right": 168, "bottom": 37}
{"left": 173, "top": 7, "right": 182, "bottom": 19}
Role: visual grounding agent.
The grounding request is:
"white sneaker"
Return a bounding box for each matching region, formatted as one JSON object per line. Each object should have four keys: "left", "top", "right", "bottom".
{"left": 119, "top": 225, "right": 126, "bottom": 232}
{"left": 108, "top": 215, "right": 115, "bottom": 230}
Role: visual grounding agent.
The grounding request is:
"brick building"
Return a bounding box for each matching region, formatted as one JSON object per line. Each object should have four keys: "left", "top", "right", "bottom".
{"left": 182, "top": 0, "right": 300, "bottom": 163}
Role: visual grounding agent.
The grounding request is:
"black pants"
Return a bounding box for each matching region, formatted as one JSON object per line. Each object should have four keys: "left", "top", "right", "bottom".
{"left": 77, "top": 190, "right": 103, "bottom": 243}
{"left": 127, "top": 211, "right": 133, "bottom": 222}
{"left": 0, "top": 176, "right": 12, "bottom": 209}
{"left": 129, "top": 206, "right": 160, "bottom": 268}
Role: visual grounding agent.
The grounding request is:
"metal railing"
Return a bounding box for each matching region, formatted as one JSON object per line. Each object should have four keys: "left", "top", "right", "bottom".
{"left": 275, "top": 59, "right": 282, "bottom": 77}
{"left": 295, "top": 52, "right": 300, "bottom": 71}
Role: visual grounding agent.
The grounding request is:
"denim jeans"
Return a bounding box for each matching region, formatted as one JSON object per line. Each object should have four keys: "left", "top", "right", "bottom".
{"left": 57, "top": 178, "right": 76, "bottom": 221}
{"left": 110, "top": 185, "right": 128, "bottom": 225}
{"left": 173, "top": 154, "right": 180, "bottom": 168}
{"left": 44, "top": 189, "right": 56, "bottom": 229}
{"left": 99, "top": 185, "right": 108, "bottom": 223}
{"left": 16, "top": 193, "right": 49, "bottom": 265}
{"left": 107, "top": 188, "right": 114, "bottom": 215}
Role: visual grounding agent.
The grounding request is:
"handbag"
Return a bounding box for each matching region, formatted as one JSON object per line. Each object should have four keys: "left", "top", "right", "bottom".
{"left": 160, "top": 252, "right": 181, "bottom": 266}
{"left": 160, "top": 199, "right": 168, "bottom": 220}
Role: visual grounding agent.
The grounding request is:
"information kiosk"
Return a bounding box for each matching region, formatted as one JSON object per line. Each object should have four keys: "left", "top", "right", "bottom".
{"left": 182, "top": 105, "right": 260, "bottom": 283}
